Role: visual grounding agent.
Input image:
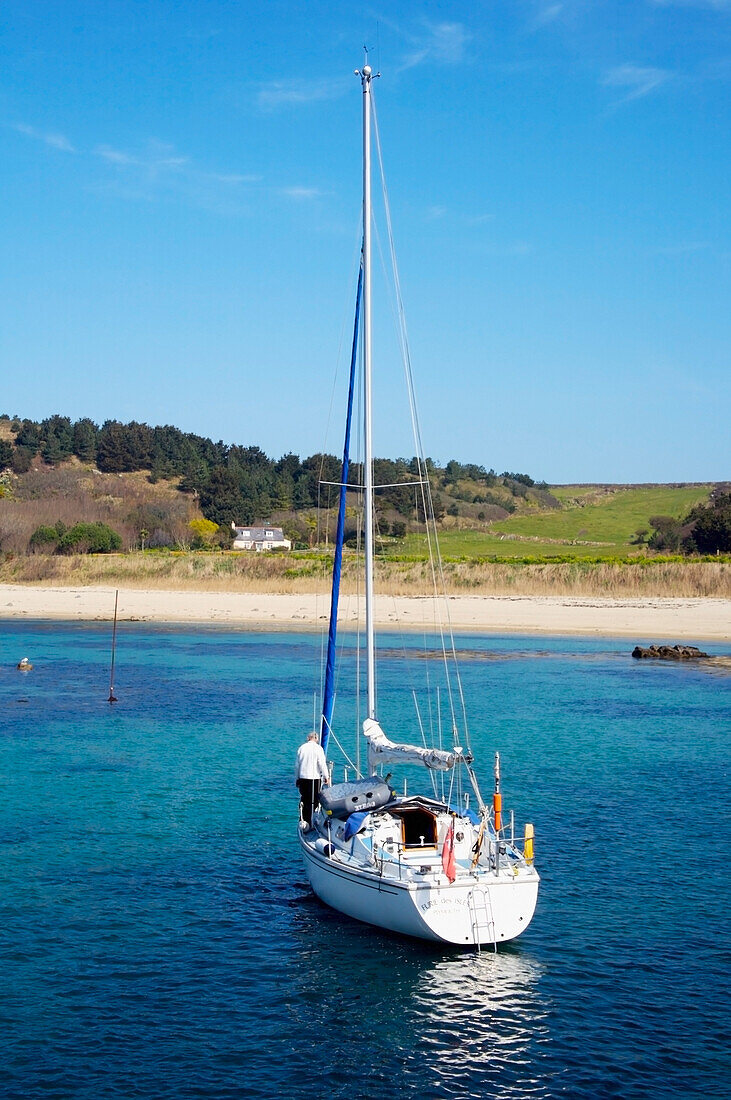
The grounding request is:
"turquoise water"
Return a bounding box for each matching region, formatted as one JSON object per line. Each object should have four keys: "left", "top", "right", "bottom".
{"left": 1, "top": 622, "right": 728, "bottom": 1099}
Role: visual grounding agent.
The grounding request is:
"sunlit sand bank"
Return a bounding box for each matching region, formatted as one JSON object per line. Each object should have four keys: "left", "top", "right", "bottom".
{"left": 0, "top": 584, "right": 728, "bottom": 641}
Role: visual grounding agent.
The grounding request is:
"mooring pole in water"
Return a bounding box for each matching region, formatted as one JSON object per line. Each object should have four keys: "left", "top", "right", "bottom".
{"left": 493, "top": 751, "right": 502, "bottom": 875}
{"left": 108, "top": 589, "right": 119, "bottom": 703}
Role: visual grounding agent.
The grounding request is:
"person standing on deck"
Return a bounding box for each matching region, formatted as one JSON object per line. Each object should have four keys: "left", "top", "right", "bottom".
{"left": 295, "top": 732, "right": 329, "bottom": 827}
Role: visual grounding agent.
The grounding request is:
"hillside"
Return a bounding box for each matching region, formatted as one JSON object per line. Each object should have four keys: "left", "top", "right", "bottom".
{"left": 496, "top": 485, "right": 713, "bottom": 545}
{"left": 0, "top": 413, "right": 560, "bottom": 546}
{"left": 0, "top": 460, "right": 199, "bottom": 555}
{"left": 404, "top": 484, "right": 714, "bottom": 560}
{"left": 0, "top": 412, "right": 726, "bottom": 562}
{"left": 1, "top": 458, "right": 719, "bottom": 560}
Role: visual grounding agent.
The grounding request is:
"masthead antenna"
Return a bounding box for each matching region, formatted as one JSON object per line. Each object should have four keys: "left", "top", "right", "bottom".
{"left": 355, "top": 44, "right": 380, "bottom": 80}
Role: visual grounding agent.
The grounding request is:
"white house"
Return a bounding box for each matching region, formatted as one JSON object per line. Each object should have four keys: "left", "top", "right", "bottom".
{"left": 231, "top": 522, "right": 291, "bottom": 552}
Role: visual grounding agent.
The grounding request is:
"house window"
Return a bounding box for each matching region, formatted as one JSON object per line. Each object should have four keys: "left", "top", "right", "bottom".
{"left": 266, "top": 530, "right": 274, "bottom": 538}
{"left": 242, "top": 530, "right": 250, "bottom": 537}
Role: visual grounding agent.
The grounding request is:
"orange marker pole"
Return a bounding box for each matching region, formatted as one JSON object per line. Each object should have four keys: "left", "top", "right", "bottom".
{"left": 493, "top": 751, "right": 502, "bottom": 834}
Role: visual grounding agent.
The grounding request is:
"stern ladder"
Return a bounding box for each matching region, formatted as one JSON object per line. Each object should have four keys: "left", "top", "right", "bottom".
{"left": 469, "top": 886, "right": 497, "bottom": 952}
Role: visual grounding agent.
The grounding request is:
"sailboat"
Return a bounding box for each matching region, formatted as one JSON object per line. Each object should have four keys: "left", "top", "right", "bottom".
{"left": 298, "top": 62, "right": 539, "bottom": 947}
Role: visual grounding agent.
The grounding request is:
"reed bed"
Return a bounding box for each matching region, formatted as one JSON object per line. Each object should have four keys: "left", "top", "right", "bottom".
{"left": 1, "top": 552, "right": 729, "bottom": 599}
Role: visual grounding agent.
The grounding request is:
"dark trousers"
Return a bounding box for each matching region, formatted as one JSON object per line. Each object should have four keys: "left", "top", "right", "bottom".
{"left": 297, "top": 778, "right": 321, "bottom": 826}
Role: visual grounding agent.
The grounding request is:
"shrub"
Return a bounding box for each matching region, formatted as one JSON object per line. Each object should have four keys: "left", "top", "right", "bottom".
{"left": 56, "top": 522, "right": 122, "bottom": 554}
{"left": 688, "top": 495, "right": 731, "bottom": 553}
{"left": 11, "top": 446, "right": 33, "bottom": 474}
{"left": 29, "top": 525, "right": 60, "bottom": 551}
{"left": 501, "top": 471, "right": 535, "bottom": 487}
{"left": 29, "top": 520, "right": 67, "bottom": 552}
{"left": 189, "top": 517, "right": 219, "bottom": 549}
{"left": 648, "top": 515, "right": 682, "bottom": 552}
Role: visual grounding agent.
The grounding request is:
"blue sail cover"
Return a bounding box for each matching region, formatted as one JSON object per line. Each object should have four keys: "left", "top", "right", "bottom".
{"left": 343, "top": 811, "right": 371, "bottom": 840}
{"left": 320, "top": 262, "right": 362, "bottom": 755}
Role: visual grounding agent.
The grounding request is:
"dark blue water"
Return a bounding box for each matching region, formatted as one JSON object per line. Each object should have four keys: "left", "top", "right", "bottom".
{"left": 1, "top": 623, "right": 728, "bottom": 1099}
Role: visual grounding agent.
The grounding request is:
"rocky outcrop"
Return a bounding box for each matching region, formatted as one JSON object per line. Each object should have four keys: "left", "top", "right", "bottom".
{"left": 632, "top": 644, "right": 709, "bottom": 660}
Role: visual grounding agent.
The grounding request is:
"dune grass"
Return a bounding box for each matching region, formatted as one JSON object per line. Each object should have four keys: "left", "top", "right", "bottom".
{"left": 1, "top": 550, "right": 728, "bottom": 599}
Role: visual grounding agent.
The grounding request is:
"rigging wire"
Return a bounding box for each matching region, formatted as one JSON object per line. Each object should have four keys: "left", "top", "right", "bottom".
{"left": 326, "top": 724, "right": 358, "bottom": 773}
{"left": 371, "top": 87, "right": 472, "bottom": 756}
{"left": 368, "top": 124, "right": 456, "bottom": 777}
{"left": 412, "top": 689, "right": 438, "bottom": 798}
{"left": 370, "top": 207, "right": 439, "bottom": 751}
{"left": 320, "top": 82, "right": 479, "bottom": 799}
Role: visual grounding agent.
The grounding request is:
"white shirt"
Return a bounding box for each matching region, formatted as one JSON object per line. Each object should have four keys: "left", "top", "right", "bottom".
{"left": 295, "top": 739, "right": 329, "bottom": 782}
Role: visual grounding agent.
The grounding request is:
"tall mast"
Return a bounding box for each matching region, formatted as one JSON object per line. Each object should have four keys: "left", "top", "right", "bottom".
{"left": 360, "top": 60, "right": 376, "bottom": 721}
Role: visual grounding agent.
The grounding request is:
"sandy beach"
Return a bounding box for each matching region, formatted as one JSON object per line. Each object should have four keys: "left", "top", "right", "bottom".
{"left": 0, "top": 584, "right": 728, "bottom": 640}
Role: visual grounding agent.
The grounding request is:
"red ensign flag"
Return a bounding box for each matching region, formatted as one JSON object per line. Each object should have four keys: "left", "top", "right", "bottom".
{"left": 442, "top": 819, "right": 456, "bottom": 883}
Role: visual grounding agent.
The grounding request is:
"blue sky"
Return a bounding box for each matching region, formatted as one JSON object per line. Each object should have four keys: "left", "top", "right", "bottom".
{"left": 2, "top": 1, "right": 729, "bottom": 483}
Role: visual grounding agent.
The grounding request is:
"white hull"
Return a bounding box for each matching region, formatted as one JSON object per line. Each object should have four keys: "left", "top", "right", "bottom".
{"left": 299, "top": 830, "right": 539, "bottom": 947}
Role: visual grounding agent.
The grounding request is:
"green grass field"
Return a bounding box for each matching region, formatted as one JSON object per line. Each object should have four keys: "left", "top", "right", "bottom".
{"left": 395, "top": 531, "right": 620, "bottom": 560}
{"left": 494, "top": 485, "right": 711, "bottom": 545}
{"left": 389, "top": 485, "right": 714, "bottom": 561}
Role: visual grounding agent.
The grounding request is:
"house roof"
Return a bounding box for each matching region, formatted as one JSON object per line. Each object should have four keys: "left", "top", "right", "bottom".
{"left": 233, "top": 525, "right": 286, "bottom": 540}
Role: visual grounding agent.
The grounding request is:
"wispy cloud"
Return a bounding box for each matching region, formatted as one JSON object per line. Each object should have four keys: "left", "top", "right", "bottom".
{"left": 602, "top": 64, "right": 673, "bottom": 101}
{"left": 96, "top": 146, "right": 136, "bottom": 166}
{"left": 95, "top": 141, "right": 189, "bottom": 177}
{"left": 12, "top": 122, "right": 75, "bottom": 153}
{"left": 279, "top": 186, "right": 325, "bottom": 201}
{"left": 210, "top": 172, "right": 261, "bottom": 185}
{"left": 426, "top": 21, "right": 470, "bottom": 63}
{"left": 531, "top": 3, "right": 565, "bottom": 28}
{"left": 256, "top": 77, "right": 348, "bottom": 111}
{"left": 13, "top": 121, "right": 320, "bottom": 215}
{"left": 426, "top": 205, "right": 448, "bottom": 220}
{"left": 401, "top": 20, "right": 471, "bottom": 70}
{"left": 92, "top": 139, "right": 260, "bottom": 213}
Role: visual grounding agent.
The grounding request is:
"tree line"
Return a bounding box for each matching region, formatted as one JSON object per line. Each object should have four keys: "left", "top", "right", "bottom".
{"left": 2, "top": 413, "right": 727, "bottom": 555}
{"left": 0, "top": 413, "right": 537, "bottom": 529}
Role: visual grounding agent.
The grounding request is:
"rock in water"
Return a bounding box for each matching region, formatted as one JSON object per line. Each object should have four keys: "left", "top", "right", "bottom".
{"left": 631, "top": 644, "right": 709, "bottom": 660}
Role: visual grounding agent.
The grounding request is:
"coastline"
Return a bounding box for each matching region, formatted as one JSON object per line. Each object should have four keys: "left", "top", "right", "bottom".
{"left": 0, "top": 584, "right": 728, "bottom": 640}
